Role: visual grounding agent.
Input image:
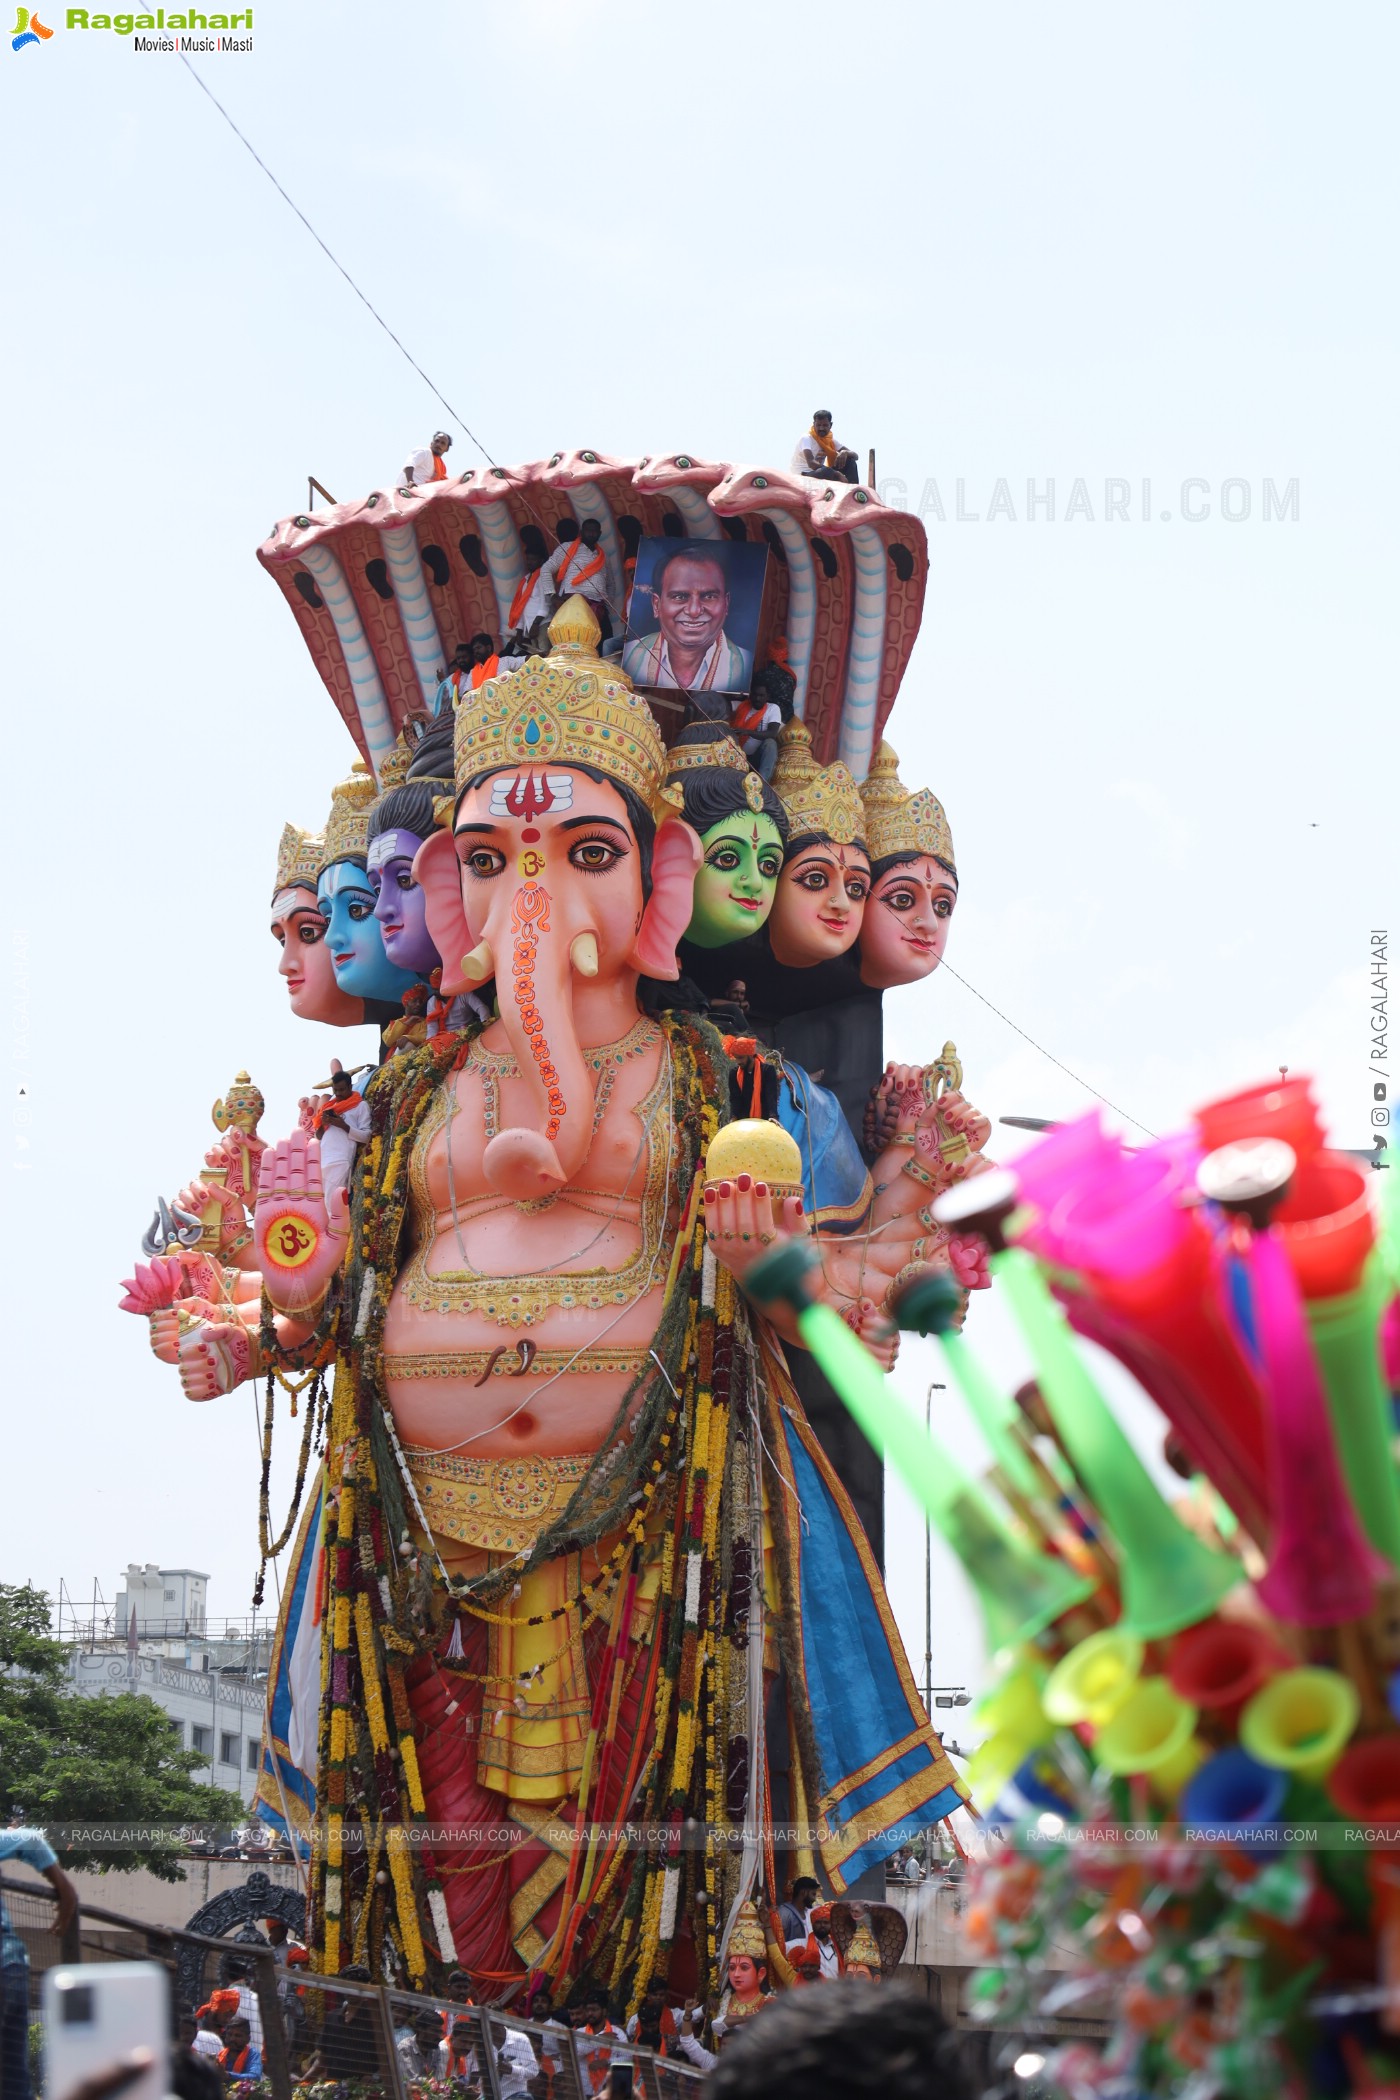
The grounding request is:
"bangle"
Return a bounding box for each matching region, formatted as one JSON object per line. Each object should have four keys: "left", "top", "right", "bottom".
{"left": 901, "top": 1155, "right": 940, "bottom": 1189}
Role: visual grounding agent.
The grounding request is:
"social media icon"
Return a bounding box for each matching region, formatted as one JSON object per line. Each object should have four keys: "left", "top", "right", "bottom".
{"left": 1376, "top": 1082, "right": 1389, "bottom": 1102}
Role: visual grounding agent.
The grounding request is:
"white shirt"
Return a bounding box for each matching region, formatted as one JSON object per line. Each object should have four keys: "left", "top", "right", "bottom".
{"left": 543, "top": 537, "right": 611, "bottom": 602}
{"left": 405, "top": 445, "right": 448, "bottom": 485}
{"left": 792, "top": 432, "right": 845, "bottom": 472}
{"left": 232, "top": 1986, "right": 263, "bottom": 2052}
{"left": 191, "top": 2032, "right": 223, "bottom": 2060}
{"left": 817, "top": 1937, "right": 841, "bottom": 1980}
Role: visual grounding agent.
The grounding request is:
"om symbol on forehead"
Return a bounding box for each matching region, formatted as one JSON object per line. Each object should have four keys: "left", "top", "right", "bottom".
{"left": 489, "top": 771, "right": 573, "bottom": 820}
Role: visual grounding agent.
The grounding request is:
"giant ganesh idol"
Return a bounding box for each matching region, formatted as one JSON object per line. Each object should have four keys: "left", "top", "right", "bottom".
{"left": 122, "top": 448, "right": 992, "bottom": 2006}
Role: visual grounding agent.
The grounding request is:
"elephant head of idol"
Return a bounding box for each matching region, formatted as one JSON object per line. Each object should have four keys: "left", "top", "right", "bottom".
{"left": 415, "top": 597, "right": 702, "bottom": 1202}
{"left": 855, "top": 742, "right": 958, "bottom": 991}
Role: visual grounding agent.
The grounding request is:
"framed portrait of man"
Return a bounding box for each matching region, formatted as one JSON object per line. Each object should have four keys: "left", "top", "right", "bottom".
{"left": 621, "top": 537, "right": 768, "bottom": 694}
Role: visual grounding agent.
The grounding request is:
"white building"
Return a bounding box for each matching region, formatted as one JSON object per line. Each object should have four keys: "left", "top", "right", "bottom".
{"left": 59, "top": 1564, "right": 272, "bottom": 1810}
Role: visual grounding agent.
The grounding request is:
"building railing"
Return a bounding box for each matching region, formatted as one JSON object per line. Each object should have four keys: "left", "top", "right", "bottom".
{"left": 3, "top": 1876, "right": 702, "bottom": 2100}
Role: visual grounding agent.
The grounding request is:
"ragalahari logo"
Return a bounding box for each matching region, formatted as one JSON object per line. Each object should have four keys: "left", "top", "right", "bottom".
{"left": 11, "top": 5, "right": 54, "bottom": 47}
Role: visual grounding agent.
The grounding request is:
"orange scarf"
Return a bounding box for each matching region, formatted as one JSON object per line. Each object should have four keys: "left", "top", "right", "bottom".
{"left": 430, "top": 453, "right": 448, "bottom": 481}
{"left": 730, "top": 698, "right": 768, "bottom": 734}
{"left": 314, "top": 1090, "right": 361, "bottom": 1134}
{"left": 470, "top": 655, "right": 499, "bottom": 687}
{"left": 508, "top": 568, "right": 540, "bottom": 627}
{"left": 809, "top": 424, "right": 838, "bottom": 464}
{"left": 557, "top": 541, "right": 605, "bottom": 593}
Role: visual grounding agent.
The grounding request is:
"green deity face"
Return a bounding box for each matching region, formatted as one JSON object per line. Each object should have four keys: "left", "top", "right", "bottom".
{"left": 686, "top": 811, "right": 784, "bottom": 948}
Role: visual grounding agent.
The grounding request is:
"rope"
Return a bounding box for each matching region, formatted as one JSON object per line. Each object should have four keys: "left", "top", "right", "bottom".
{"left": 177, "top": 59, "right": 495, "bottom": 467}
{"left": 936, "top": 957, "right": 1159, "bottom": 1141}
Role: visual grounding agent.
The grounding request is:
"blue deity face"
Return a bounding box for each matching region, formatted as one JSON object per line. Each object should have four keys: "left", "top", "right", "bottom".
{"left": 317, "top": 860, "right": 424, "bottom": 1003}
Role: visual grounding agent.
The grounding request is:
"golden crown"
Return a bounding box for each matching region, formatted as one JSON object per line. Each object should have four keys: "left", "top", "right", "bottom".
{"left": 453, "top": 596, "right": 667, "bottom": 814}
{"left": 663, "top": 728, "right": 768, "bottom": 814}
{"left": 771, "top": 720, "right": 866, "bottom": 848}
{"left": 859, "top": 741, "right": 956, "bottom": 872}
{"left": 727, "top": 1899, "right": 767, "bottom": 1964}
{"left": 320, "top": 760, "right": 378, "bottom": 870}
{"left": 846, "top": 1918, "right": 882, "bottom": 1971}
{"left": 273, "top": 822, "right": 325, "bottom": 898}
{"left": 376, "top": 731, "right": 416, "bottom": 792}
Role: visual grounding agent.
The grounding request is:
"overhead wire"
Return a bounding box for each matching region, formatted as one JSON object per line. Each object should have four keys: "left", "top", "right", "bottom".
{"left": 936, "top": 958, "right": 1158, "bottom": 1140}
{"left": 177, "top": 57, "right": 496, "bottom": 467}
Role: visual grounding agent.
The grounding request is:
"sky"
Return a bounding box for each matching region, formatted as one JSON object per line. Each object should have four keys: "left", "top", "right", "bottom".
{"left": 3, "top": 2, "right": 1396, "bottom": 1720}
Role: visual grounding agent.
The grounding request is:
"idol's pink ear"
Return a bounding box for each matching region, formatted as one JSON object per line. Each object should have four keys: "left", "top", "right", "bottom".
{"left": 414, "top": 829, "right": 477, "bottom": 996}
{"left": 630, "top": 818, "right": 702, "bottom": 980}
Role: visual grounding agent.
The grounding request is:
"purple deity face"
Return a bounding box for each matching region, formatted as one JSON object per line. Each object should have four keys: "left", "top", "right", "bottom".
{"left": 367, "top": 828, "right": 442, "bottom": 976}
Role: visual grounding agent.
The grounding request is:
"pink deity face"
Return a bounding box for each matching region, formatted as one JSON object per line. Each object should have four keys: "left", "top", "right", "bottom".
{"left": 857, "top": 854, "right": 958, "bottom": 990}
{"left": 452, "top": 767, "right": 648, "bottom": 986}
{"left": 769, "top": 838, "right": 871, "bottom": 967}
{"left": 726, "top": 1954, "right": 763, "bottom": 1996}
{"left": 270, "top": 886, "right": 365, "bottom": 1024}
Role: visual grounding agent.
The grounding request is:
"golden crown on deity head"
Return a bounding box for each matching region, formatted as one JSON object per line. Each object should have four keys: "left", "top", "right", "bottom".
{"left": 771, "top": 720, "right": 866, "bottom": 849}
{"left": 452, "top": 595, "right": 669, "bottom": 818}
{"left": 727, "top": 1900, "right": 767, "bottom": 1964}
{"left": 859, "top": 741, "right": 956, "bottom": 874}
{"left": 663, "top": 726, "right": 768, "bottom": 815}
{"left": 273, "top": 822, "right": 326, "bottom": 900}
{"left": 319, "top": 760, "right": 379, "bottom": 871}
{"left": 376, "top": 731, "right": 417, "bottom": 793}
{"left": 845, "top": 1918, "right": 882, "bottom": 1973}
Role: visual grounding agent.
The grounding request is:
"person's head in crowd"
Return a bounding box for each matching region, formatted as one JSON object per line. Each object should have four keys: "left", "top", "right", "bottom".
{"left": 469, "top": 634, "right": 496, "bottom": 666}
{"left": 555, "top": 516, "right": 580, "bottom": 544}
{"left": 338, "top": 1964, "right": 372, "bottom": 2018}
{"left": 413, "top": 2010, "right": 445, "bottom": 2054}
{"left": 753, "top": 661, "right": 797, "bottom": 722}
{"left": 206, "top": 1990, "right": 239, "bottom": 2029}
{"left": 704, "top": 1981, "right": 973, "bottom": 2100}
{"left": 451, "top": 641, "right": 475, "bottom": 671}
{"left": 811, "top": 1903, "right": 835, "bottom": 1944}
{"left": 263, "top": 1917, "right": 289, "bottom": 1947}
{"left": 170, "top": 2043, "right": 224, "bottom": 2100}
{"left": 578, "top": 517, "right": 603, "bottom": 551}
{"left": 529, "top": 1986, "right": 555, "bottom": 2021}
{"left": 573, "top": 1987, "right": 609, "bottom": 2029}
{"left": 286, "top": 1947, "right": 311, "bottom": 1971}
{"left": 791, "top": 1875, "right": 820, "bottom": 1912}
{"left": 431, "top": 432, "right": 453, "bottom": 461}
{"left": 812, "top": 410, "right": 834, "bottom": 441}
{"left": 446, "top": 1970, "right": 475, "bottom": 2003}
{"left": 222, "top": 2018, "right": 252, "bottom": 2060}
{"left": 224, "top": 1957, "right": 250, "bottom": 1984}
{"left": 177, "top": 2014, "right": 199, "bottom": 2049}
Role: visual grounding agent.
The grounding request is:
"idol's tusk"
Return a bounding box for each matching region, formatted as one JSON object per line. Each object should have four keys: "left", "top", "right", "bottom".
{"left": 140, "top": 1205, "right": 164, "bottom": 1257}
{"left": 569, "top": 932, "right": 599, "bottom": 979}
{"left": 459, "top": 938, "right": 495, "bottom": 986}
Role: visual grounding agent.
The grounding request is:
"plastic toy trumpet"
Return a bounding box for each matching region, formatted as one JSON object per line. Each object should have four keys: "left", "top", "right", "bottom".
{"left": 742, "top": 1237, "right": 1094, "bottom": 1659}
{"left": 926, "top": 1172, "right": 1241, "bottom": 1641}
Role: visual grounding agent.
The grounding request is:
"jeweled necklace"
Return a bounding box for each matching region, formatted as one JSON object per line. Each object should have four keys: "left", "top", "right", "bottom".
{"left": 442, "top": 1017, "right": 662, "bottom": 1279}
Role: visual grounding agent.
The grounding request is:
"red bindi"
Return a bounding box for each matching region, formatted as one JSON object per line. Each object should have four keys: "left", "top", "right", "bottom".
{"left": 521, "top": 827, "right": 540, "bottom": 843}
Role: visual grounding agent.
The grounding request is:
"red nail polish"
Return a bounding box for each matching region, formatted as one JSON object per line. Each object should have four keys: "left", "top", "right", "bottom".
{"left": 703, "top": 1187, "right": 715, "bottom": 1204}
{"left": 737, "top": 1174, "right": 752, "bottom": 1193}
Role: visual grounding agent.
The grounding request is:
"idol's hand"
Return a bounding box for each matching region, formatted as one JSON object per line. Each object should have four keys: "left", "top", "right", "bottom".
{"left": 174, "top": 1176, "right": 254, "bottom": 1266}
{"left": 254, "top": 1131, "right": 346, "bottom": 1315}
{"left": 177, "top": 1317, "right": 259, "bottom": 1402}
{"left": 703, "top": 1174, "right": 806, "bottom": 1288}
{"left": 848, "top": 1297, "right": 902, "bottom": 1371}
{"left": 118, "top": 1249, "right": 220, "bottom": 1315}
{"left": 949, "top": 1230, "right": 991, "bottom": 1293}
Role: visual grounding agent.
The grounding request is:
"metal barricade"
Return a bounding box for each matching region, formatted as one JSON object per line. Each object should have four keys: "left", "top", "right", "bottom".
{"left": 3, "top": 1875, "right": 705, "bottom": 2097}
